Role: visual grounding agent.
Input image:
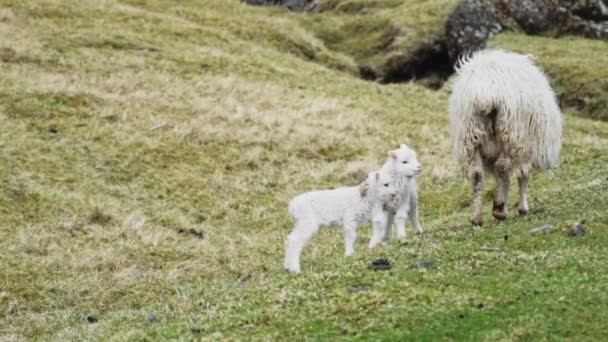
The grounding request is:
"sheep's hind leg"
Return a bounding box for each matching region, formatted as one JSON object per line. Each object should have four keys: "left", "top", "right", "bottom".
{"left": 470, "top": 151, "right": 484, "bottom": 227}
{"left": 343, "top": 221, "right": 358, "bottom": 257}
{"left": 492, "top": 161, "right": 510, "bottom": 220}
{"left": 284, "top": 220, "right": 319, "bottom": 273}
{"left": 518, "top": 175, "right": 529, "bottom": 215}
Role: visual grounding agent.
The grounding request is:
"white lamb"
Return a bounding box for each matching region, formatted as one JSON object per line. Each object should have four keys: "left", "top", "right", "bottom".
{"left": 448, "top": 49, "right": 562, "bottom": 226}
{"left": 284, "top": 170, "right": 398, "bottom": 273}
{"left": 367, "top": 144, "right": 423, "bottom": 248}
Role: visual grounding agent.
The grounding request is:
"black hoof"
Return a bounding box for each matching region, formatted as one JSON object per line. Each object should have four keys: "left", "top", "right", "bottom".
{"left": 493, "top": 202, "right": 507, "bottom": 220}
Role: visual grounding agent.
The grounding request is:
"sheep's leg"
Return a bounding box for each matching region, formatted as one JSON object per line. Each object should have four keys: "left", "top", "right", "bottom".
{"left": 382, "top": 210, "right": 395, "bottom": 242}
{"left": 343, "top": 221, "right": 358, "bottom": 257}
{"left": 492, "top": 171, "right": 510, "bottom": 220}
{"left": 470, "top": 151, "right": 484, "bottom": 227}
{"left": 284, "top": 220, "right": 319, "bottom": 273}
{"left": 394, "top": 200, "right": 409, "bottom": 240}
{"left": 368, "top": 205, "right": 387, "bottom": 249}
{"left": 518, "top": 175, "right": 529, "bottom": 215}
{"left": 408, "top": 191, "right": 423, "bottom": 235}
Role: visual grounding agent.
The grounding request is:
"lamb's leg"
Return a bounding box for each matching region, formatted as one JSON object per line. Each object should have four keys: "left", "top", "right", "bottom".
{"left": 343, "top": 221, "right": 358, "bottom": 257}
{"left": 382, "top": 210, "right": 395, "bottom": 241}
{"left": 284, "top": 220, "right": 318, "bottom": 273}
{"left": 493, "top": 156, "right": 511, "bottom": 220}
{"left": 394, "top": 200, "right": 409, "bottom": 240}
{"left": 368, "top": 205, "right": 387, "bottom": 249}
{"left": 408, "top": 191, "right": 423, "bottom": 235}
{"left": 471, "top": 150, "right": 484, "bottom": 227}
{"left": 518, "top": 175, "right": 529, "bottom": 215}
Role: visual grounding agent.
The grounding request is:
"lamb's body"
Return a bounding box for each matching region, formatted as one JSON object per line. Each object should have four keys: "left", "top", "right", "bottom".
{"left": 379, "top": 171, "right": 422, "bottom": 240}
{"left": 363, "top": 144, "right": 423, "bottom": 248}
{"left": 449, "top": 49, "right": 562, "bottom": 225}
{"left": 284, "top": 172, "right": 396, "bottom": 273}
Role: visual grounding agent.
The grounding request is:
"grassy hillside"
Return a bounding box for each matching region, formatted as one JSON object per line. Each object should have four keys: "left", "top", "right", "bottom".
{"left": 0, "top": 0, "right": 607, "bottom": 340}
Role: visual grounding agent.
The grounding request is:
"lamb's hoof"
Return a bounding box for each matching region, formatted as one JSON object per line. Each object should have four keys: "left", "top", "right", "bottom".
{"left": 398, "top": 238, "right": 409, "bottom": 245}
{"left": 415, "top": 230, "right": 424, "bottom": 236}
{"left": 518, "top": 208, "right": 529, "bottom": 216}
{"left": 284, "top": 263, "right": 300, "bottom": 273}
{"left": 471, "top": 218, "right": 483, "bottom": 228}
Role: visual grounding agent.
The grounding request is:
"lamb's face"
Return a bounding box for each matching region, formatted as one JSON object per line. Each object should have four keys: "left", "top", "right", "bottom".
{"left": 367, "top": 170, "right": 398, "bottom": 202}
{"left": 388, "top": 144, "right": 423, "bottom": 177}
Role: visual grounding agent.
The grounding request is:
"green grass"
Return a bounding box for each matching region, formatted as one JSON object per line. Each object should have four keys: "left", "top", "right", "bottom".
{"left": 304, "top": 0, "right": 457, "bottom": 79}
{"left": 1, "top": 0, "right": 607, "bottom": 340}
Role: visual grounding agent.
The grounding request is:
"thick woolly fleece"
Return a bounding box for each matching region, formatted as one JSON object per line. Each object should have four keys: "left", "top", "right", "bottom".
{"left": 448, "top": 49, "right": 562, "bottom": 177}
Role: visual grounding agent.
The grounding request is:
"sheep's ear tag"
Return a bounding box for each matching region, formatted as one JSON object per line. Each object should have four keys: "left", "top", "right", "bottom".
{"left": 389, "top": 151, "right": 398, "bottom": 160}
{"left": 375, "top": 172, "right": 380, "bottom": 182}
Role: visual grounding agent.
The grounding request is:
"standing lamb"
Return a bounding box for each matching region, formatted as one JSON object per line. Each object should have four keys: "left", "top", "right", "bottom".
{"left": 368, "top": 144, "right": 423, "bottom": 248}
{"left": 448, "top": 49, "right": 562, "bottom": 226}
{"left": 284, "top": 170, "right": 397, "bottom": 273}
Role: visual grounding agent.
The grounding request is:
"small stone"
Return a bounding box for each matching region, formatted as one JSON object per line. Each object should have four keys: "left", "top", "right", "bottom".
{"left": 147, "top": 314, "right": 157, "bottom": 322}
{"left": 347, "top": 287, "right": 370, "bottom": 294}
{"left": 567, "top": 220, "right": 586, "bottom": 237}
{"left": 369, "top": 258, "right": 391, "bottom": 271}
{"left": 504, "top": 234, "right": 509, "bottom": 241}
{"left": 529, "top": 224, "right": 552, "bottom": 235}
{"left": 86, "top": 315, "right": 98, "bottom": 323}
{"left": 411, "top": 261, "right": 434, "bottom": 270}
{"left": 48, "top": 127, "right": 58, "bottom": 134}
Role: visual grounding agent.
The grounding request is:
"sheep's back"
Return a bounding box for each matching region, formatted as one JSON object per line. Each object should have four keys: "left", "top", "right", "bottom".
{"left": 448, "top": 49, "right": 562, "bottom": 174}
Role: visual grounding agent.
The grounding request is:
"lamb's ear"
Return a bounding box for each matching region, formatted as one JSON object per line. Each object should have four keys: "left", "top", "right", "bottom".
{"left": 388, "top": 151, "right": 398, "bottom": 160}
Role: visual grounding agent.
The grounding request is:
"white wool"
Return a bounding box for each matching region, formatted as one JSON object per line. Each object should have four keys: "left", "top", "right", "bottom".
{"left": 372, "top": 144, "right": 423, "bottom": 244}
{"left": 284, "top": 170, "right": 396, "bottom": 273}
{"left": 449, "top": 49, "right": 562, "bottom": 177}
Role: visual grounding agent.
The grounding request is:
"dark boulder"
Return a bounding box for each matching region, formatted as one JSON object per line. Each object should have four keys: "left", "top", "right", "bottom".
{"left": 241, "top": 0, "right": 318, "bottom": 12}
{"left": 446, "top": 0, "right": 608, "bottom": 64}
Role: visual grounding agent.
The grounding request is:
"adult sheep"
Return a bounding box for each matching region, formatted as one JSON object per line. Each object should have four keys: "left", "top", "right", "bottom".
{"left": 448, "top": 49, "right": 562, "bottom": 226}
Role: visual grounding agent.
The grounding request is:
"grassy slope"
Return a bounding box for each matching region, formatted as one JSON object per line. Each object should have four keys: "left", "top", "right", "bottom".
{"left": 0, "top": 0, "right": 607, "bottom": 340}
{"left": 303, "top": 0, "right": 458, "bottom": 78}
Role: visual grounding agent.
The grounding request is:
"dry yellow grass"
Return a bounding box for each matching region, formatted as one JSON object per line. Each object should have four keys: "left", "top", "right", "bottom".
{"left": 1, "top": 0, "right": 607, "bottom": 340}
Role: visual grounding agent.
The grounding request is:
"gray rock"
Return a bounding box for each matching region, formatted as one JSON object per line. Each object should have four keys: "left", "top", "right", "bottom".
{"left": 411, "top": 260, "right": 434, "bottom": 269}
{"left": 241, "top": 0, "right": 318, "bottom": 12}
{"left": 529, "top": 224, "right": 553, "bottom": 235}
{"left": 446, "top": 0, "right": 608, "bottom": 64}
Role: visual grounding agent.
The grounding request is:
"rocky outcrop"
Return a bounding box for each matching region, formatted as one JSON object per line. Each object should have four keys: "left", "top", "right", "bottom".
{"left": 241, "top": 0, "right": 318, "bottom": 12}
{"left": 446, "top": 0, "right": 608, "bottom": 63}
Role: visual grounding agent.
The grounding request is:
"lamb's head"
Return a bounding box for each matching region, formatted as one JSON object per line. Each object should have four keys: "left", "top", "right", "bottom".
{"left": 366, "top": 169, "right": 398, "bottom": 202}
{"left": 386, "top": 144, "right": 422, "bottom": 178}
